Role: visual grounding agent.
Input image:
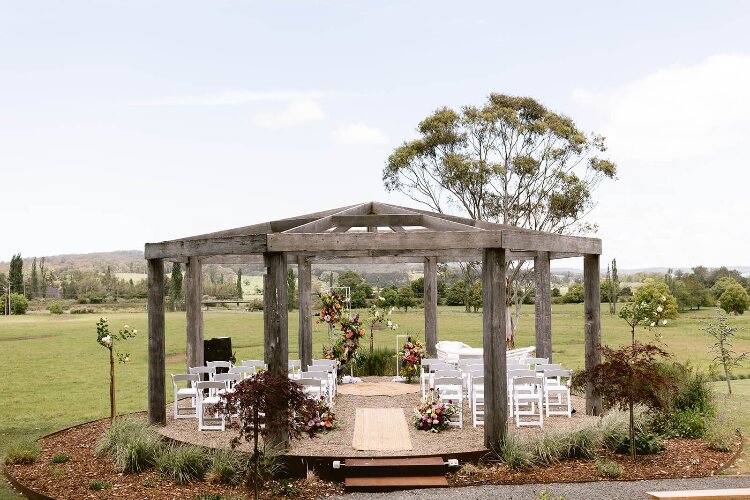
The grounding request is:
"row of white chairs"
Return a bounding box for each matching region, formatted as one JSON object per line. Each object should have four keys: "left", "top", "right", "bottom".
{"left": 172, "top": 358, "right": 341, "bottom": 431}
{"left": 420, "top": 356, "right": 573, "bottom": 428}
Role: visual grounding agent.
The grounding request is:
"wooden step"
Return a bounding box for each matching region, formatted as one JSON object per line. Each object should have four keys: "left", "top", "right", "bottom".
{"left": 345, "top": 456, "right": 446, "bottom": 477}
{"left": 345, "top": 475, "right": 449, "bottom": 492}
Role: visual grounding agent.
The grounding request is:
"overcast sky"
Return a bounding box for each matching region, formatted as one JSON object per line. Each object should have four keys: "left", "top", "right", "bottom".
{"left": 2, "top": 1, "right": 749, "bottom": 269}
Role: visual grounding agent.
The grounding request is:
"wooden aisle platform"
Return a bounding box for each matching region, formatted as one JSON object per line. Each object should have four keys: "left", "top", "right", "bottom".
{"left": 352, "top": 408, "right": 413, "bottom": 451}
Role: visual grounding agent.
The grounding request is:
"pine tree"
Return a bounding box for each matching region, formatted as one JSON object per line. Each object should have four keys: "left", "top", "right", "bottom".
{"left": 610, "top": 258, "right": 619, "bottom": 315}
{"left": 30, "top": 258, "right": 39, "bottom": 298}
{"left": 39, "top": 257, "right": 47, "bottom": 298}
{"left": 236, "top": 269, "right": 243, "bottom": 299}
{"left": 9, "top": 254, "right": 23, "bottom": 295}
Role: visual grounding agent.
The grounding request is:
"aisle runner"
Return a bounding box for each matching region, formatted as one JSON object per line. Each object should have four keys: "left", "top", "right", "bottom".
{"left": 352, "top": 408, "right": 413, "bottom": 451}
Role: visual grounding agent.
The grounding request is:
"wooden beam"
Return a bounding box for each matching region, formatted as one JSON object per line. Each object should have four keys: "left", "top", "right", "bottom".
{"left": 145, "top": 234, "right": 267, "bottom": 260}
{"left": 177, "top": 204, "right": 361, "bottom": 240}
{"left": 285, "top": 202, "right": 372, "bottom": 234}
{"left": 185, "top": 257, "right": 204, "bottom": 370}
{"left": 534, "top": 251, "right": 552, "bottom": 361}
{"left": 424, "top": 257, "right": 438, "bottom": 357}
{"left": 266, "top": 231, "right": 503, "bottom": 253}
{"left": 147, "top": 258, "right": 166, "bottom": 426}
{"left": 297, "top": 256, "right": 313, "bottom": 369}
{"left": 420, "top": 213, "right": 483, "bottom": 232}
{"left": 584, "top": 253, "right": 602, "bottom": 416}
{"left": 483, "top": 247, "right": 507, "bottom": 451}
{"left": 330, "top": 214, "right": 423, "bottom": 228}
{"left": 389, "top": 226, "right": 406, "bottom": 232}
{"left": 503, "top": 231, "right": 602, "bottom": 255}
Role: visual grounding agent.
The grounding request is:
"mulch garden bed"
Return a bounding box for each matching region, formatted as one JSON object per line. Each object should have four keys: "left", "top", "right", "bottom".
{"left": 448, "top": 438, "right": 743, "bottom": 487}
{"left": 5, "top": 419, "right": 742, "bottom": 499}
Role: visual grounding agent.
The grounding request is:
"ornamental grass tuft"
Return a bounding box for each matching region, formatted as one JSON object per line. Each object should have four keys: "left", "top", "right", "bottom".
{"left": 155, "top": 444, "right": 209, "bottom": 484}
{"left": 95, "top": 417, "right": 161, "bottom": 473}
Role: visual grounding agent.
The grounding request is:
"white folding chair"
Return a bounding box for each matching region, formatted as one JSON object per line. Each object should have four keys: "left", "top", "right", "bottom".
{"left": 195, "top": 381, "right": 226, "bottom": 431}
{"left": 242, "top": 360, "right": 266, "bottom": 372}
{"left": 507, "top": 368, "right": 535, "bottom": 413}
{"left": 535, "top": 363, "right": 562, "bottom": 373}
{"left": 214, "top": 372, "right": 242, "bottom": 394}
{"left": 297, "top": 377, "right": 324, "bottom": 401}
{"left": 470, "top": 374, "right": 485, "bottom": 427}
{"left": 423, "top": 362, "right": 453, "bottom": 396}
{"left": 189, "top": 366, "right": 216, "bottom": 381}
{"left": 207, "top": 360, "right": 233, "bottom": 370}
{"left": 513, "top": 374, "right": 544, "bottom": 428}
{"left": 228, "top": 365, "right": 256, "bottom": 379}
{"left": 543, "top": 369, "right": 573, "bottom": 417}
{"left": 433, "top": 376, "right": 463, "bottom": 427}
{"left": 288, "top": 360, "right": 302, "bottom": 379}
{"left": 524, "top": 357, "right": 549, "bottom": 369}
{"left": 171, "top": 374, "right": 199, "bottom": 420}
{"left": 306, "top": 365, "right": 335, "bottom": 403}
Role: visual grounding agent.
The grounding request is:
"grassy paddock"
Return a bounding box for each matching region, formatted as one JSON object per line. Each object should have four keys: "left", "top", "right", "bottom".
{"left": 1, "top": 304, "right": 749, "bottom": 497}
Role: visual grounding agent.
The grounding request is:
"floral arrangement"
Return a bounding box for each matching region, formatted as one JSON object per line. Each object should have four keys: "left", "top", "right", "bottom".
{"left": 413, "top": 389, "right": 458, "bottom": 432}
{"left": 96, "top": 317, "right": 137, "bottom": 421}
{"left": 323, "top": 313, "right": 365, "bottom": 375}
{"left": 317, "top": 291, "right": 346, "bottom": 325}
{"left": 398, "top": 336, "right": 425, "bottom": 383}
{"left": 300, "top": 395, "right": 337, "bottom": 436}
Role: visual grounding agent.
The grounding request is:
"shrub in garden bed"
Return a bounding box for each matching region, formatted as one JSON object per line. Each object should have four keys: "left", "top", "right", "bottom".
{"left": 155, "top": 444, "right": 209, "bottom": 484}
{"left": 5, "top": 440, "right": 41, "bottom": 465}
{"left": 95, "top": 417, "right": 161, "bottom": 472}
{"left": 353, "top": 348, "right": 394, "bottom": 376}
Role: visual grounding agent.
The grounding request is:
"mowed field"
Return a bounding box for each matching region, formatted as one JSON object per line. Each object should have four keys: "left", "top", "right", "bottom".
{"left": 1, "top": 304, "right": 750, "bottom": 497}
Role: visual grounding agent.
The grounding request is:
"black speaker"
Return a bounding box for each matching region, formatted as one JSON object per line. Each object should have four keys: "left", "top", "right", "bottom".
{"left": 203, "top": 337, "right": 233, "bottom": 370}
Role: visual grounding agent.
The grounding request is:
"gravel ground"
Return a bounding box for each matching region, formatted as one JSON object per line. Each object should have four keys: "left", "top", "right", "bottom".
{"left": 160, "top": 377, "right": 596, "bottom": 457}
{"left": 332, "top": 476, "right": 750, "bottom": 500}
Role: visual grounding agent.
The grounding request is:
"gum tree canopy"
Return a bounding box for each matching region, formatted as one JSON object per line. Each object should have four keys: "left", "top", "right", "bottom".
{"left": 383, "top": 93, "right": 617, "bottom": 344}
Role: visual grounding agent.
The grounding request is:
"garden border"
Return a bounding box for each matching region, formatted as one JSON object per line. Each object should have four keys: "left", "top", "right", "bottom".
{"left": 5, "top": 416, "right": 745, "bottom": 499}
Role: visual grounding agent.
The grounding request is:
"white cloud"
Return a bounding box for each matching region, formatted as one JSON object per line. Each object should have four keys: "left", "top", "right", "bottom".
{"left": 130, "top": 90, "right": 328, "bottom": 107}
{"left": 331, "top": 121, "right": 389, "bottom": 145}
{"left": 573, "top": 54, "right": 750, "bottom": 164}
{"left": 572, "top": 53, "right": 750, "bottom": 268}
{"left": 249, "top": 99, "right": 328, "bottom": 129}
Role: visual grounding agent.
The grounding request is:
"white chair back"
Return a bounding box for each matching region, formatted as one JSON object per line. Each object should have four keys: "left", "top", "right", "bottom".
{"left": 189, "top": 366, "right": 215, "bottom": 381}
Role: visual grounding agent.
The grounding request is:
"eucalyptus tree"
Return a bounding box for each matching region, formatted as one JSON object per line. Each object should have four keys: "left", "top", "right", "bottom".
{"left": 383, "top": 94, "right": 616, "bottom": 345}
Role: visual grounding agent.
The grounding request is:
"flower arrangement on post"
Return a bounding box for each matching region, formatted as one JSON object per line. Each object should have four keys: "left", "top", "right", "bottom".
{"left": 96, "top": 317, "right": 137, "bottom": 421}
{"left": 413, "top": 389, "right": 458, "bottom": 432}
{"left": 366, "top": 299, "right": 399, "bottom": 353}
{"left": 323, "top": 313, "right": 365, "bottom": 377}
{"left": 300, "top": 395, "right": 337, "bottom": 435}
{"left": 398, "top": 336, "right": 425, "bottom": 383}
{"left": 317, "top": 291, "right": 346, "bottom": 344}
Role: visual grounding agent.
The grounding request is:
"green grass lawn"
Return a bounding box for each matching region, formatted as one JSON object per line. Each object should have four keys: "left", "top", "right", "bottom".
{"left": 1, "top": 304, "right": 749, "bottom": 497}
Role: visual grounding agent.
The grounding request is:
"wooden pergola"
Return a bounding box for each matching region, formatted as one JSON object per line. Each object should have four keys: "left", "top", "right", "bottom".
{"left": 144, "top": 201, "right": 602, "bottom": 450}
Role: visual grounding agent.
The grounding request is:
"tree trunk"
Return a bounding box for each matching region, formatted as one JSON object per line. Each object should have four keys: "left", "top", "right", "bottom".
{"left": 110, "top": 348, "right": 116, "bottom": 421}
{"left": 723, "top": 350, "right": 732, "bottom": 395}
{"left": 629, "top": 400, "right": 635, "bottom": 460}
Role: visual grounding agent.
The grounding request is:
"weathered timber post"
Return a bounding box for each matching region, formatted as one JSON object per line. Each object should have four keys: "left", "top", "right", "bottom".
{"left": 263, "top": 252, "right": 289, "bottom": 448}
{"left": 185, "top": 257, "right": 204, "bottom": 370}
{"left": 482, "top": 247, "right": 507, "bottom": 451}
{"left": 584, "top": 253, "right": 602, "bottom": 415}
{"left": 264, "top": 252, "right": 288, "bottom": 376}
{"left": 297, "top": 256, "right": 312, "bottom": 369}
{"left": 424, "top": 256, "right": 438, "bottom": 357}
{"left": 534, "top": 251, "right": 552, "bottom": 361}
{"left": 147, "top": 258, "right": 166, "bottom": 425}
